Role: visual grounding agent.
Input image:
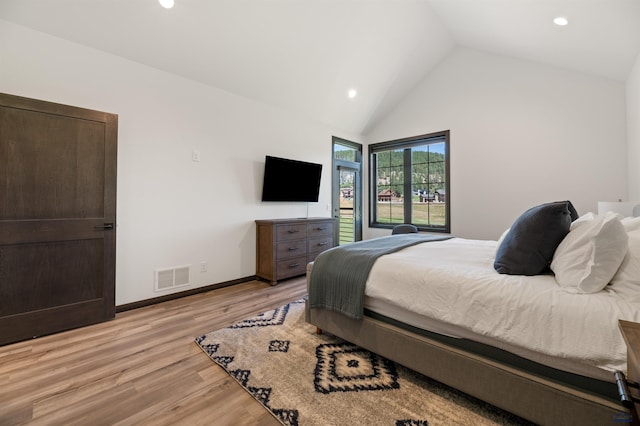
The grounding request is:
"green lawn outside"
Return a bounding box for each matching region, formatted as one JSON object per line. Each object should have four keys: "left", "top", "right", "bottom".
{"left": 338, "top": 200, "right": 446, "bottom": 245}
{"left": 376, "top": 202, "right": 446, "bottom": 226}
{"left": 339, "top": 214, "right": 354, "bottom": 245}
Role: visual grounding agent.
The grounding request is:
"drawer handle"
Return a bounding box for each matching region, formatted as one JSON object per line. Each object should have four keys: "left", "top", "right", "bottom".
{"left": 316, "top": 227, "right": 328, "bottom": 230}
{"left": 95, "top": 223, "right": 114, "bottom": 230}
{"left": 288, "top": 247, "right": 299, "bottom": 251}
{"left": 317, "top": 242, "right": 328, "bottom": 246}
{"left": 614, "top": 371, "right": 639, "bottom": 408}
{"left": 288, "top": 263, "right": 300, "bottom": 268}
{"left": 288, "top": 229, "right": 300, "bottom": 234}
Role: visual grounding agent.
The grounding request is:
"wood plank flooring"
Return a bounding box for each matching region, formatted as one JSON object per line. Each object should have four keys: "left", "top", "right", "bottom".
{"left": 0, "top": 277, "right": 307, "bottom": 425}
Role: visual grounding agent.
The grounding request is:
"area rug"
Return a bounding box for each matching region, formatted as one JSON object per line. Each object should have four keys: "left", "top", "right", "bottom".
{"left": 195, "top": 300, "right": 530, "bottom": 426}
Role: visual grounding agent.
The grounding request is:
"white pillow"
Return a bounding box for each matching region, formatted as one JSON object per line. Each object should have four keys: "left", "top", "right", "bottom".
{"left": 610, "top": 217, "right": 640, "bottom": 287}
{"left": 571, "top": 211, "right": 596, "bottom": 227}
{"left": 621, "top": 216, "right": 640, "bottom": 232}
{"left": 551, "top": 212, "right": 628, "bottom": 293}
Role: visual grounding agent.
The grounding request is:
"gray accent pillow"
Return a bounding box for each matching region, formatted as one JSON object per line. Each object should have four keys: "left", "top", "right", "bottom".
{"left": 494, "top": 201, "right": 576, "bottom": 276}
{"left": 567, "top": 201, "right": 579, "bottom": 222}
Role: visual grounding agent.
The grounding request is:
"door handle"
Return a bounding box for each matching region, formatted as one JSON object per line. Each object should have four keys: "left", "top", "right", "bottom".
{"left": 95, "top": 223, "right": 114, "bottom": 230}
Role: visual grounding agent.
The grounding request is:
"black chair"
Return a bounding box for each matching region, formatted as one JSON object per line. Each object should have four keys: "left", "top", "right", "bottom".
{"left": 391, "top": 224, "right": 418, "bottom": 235}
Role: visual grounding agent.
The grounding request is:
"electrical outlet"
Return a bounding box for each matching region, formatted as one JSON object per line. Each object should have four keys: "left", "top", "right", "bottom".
{"left": 192, "top": 150, "right": 201, "bottom": 162}
{"left": 200, "top": 261, "right": 207, "bottom": 272}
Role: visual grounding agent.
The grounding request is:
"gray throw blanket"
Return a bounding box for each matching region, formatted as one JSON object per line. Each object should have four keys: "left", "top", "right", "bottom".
{"left": 308, "top": 234, "right": 451, "bottom": 319}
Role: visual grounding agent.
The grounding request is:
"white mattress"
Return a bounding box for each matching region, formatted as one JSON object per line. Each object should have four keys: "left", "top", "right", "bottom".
{"left": 363, "top": 237, "right": 640, "bottom": 382}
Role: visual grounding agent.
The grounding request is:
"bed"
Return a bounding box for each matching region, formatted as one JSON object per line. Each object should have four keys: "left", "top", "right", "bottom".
{"left": 305, "top": 202, "right": 640, "bottom": 425}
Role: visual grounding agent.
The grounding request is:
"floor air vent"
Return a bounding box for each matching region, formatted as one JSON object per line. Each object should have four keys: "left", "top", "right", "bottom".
{"left": 155, "top": 265, "right": 190, "bottom": 291}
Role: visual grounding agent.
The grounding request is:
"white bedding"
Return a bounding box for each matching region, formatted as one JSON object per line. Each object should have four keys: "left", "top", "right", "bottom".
{"left": 363, "top": 237, "right": 640, "bottom": 382}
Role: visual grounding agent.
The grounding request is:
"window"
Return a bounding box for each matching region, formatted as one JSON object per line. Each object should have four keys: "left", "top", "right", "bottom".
{"left": 369, "top": 131, "right": 450, "bottom": 233}
{"left": 334, "top": 140, "right": 359, "bottom": 163}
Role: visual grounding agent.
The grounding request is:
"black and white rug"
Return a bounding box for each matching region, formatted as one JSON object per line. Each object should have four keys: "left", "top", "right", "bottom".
{"left": 195, "top": 299, "right": 529, "bottom": 426}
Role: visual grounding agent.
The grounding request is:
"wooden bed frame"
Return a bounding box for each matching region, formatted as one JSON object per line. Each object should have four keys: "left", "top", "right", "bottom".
{"left": 305, "top": 267, "right": 626, "bottom": 425}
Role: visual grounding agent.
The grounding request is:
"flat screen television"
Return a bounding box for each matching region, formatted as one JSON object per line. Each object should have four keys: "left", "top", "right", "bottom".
{"left": 261, "top": 155, "right": 322, "bottom": 202}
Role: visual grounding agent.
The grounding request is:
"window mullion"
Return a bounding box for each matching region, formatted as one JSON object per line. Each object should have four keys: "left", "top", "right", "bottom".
{"left": 370, "top": 153, "right": 378, "bottom": 224}
{"left": 403, "top": 148, "right": 412, "bottom": 223}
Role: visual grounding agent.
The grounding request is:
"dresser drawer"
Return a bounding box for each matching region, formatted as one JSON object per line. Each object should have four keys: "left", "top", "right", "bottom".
{"left": 276, "top": 255, "right": 307, "bottom": 279}
{"left": 308, "top": 236, "right": 333, "bottom": 254}
{"left": 308, "top": 222, "right": 333, "bottom": 238}
{"left": 276, "top": 224, "right": 308, "bottom": 241}
{"left": 308, "top": 252, "right": 327, "bottom": 264}
{"left": 276, "top": 239, "right": 307, "bottom": 260}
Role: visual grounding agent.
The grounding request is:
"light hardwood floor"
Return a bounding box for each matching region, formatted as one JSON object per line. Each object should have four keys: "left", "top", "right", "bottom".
{"left": 0, "top": 277, "right": 307, "bottom": 426}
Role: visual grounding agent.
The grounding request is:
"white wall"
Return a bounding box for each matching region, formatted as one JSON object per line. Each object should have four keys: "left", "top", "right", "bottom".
{"left": 0, "top": 20, "right": 358, "bottom": 305}
{"left": 628, "top": 52, "right": 640, "bottom": 200}
{"left": 365, "top": 48, "right": 628, "bottom": 240}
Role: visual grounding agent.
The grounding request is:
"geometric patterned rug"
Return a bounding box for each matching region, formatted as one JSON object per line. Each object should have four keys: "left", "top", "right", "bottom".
{"left": 195, "top": 299, "right": 532, "bottom": 426}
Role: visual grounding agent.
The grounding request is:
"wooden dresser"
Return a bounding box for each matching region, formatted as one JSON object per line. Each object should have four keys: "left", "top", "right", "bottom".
{"left": 255, "top": 218, "right": 336, "bottom": 284}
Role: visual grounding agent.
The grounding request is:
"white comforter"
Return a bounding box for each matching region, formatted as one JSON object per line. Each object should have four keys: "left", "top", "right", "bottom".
{"left": 364, "top": 237, "right": 640, "bottom": 381}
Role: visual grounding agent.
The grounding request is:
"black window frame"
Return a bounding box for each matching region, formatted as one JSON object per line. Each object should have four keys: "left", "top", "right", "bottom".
{"left": 368, "top": 130, "right": 450, "bottom": 233}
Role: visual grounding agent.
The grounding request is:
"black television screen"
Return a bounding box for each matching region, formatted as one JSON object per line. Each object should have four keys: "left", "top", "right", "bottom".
{"left": 261, "top": 156, "right": 322, "bottom": 202}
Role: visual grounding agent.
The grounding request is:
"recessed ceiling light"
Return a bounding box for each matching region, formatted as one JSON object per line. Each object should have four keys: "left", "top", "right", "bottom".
{"left": 159, "top": 0, "right": 174, "bottom": 9}
{"left": 348, "top": 89, "right": 357, "bottom": 99}
{"left": 553, "top": 16, "right": 568, "bottom": 26}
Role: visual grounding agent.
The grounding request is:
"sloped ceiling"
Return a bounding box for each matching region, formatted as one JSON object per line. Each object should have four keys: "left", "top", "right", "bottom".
{"left": 427, "top": 0, "right": 640, "bottom": 82}
{"left": 1, "top": 0, "right": 639, "bottom": 135}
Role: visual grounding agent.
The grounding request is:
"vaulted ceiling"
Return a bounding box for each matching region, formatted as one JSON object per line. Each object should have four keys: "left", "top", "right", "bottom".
{"left": 1, "top": 0, "right": 639, "bottom": 135}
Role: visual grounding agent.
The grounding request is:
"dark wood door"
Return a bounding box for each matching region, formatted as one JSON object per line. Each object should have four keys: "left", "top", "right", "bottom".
{"left": 0, "top": 93, "right": 117, "bottom": 345}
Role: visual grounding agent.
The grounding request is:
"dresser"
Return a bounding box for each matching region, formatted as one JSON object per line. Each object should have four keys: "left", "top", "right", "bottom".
{"left": 255, "top": 218, "right": 336, "bottom": 284}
